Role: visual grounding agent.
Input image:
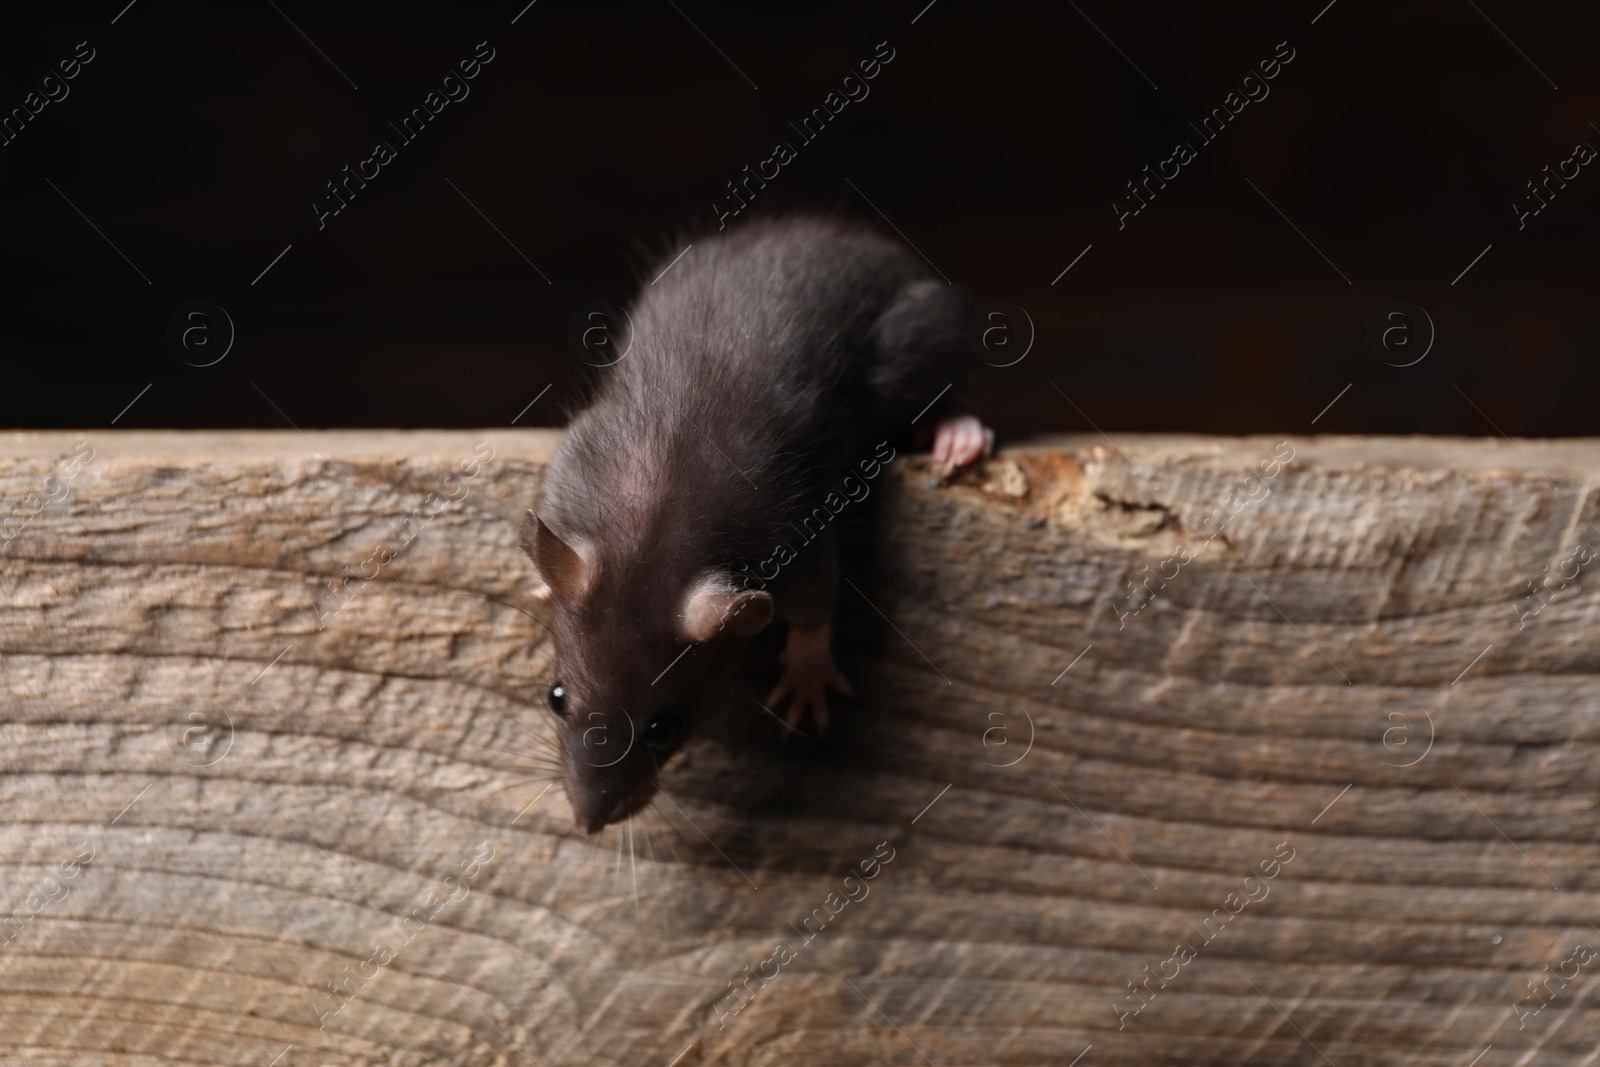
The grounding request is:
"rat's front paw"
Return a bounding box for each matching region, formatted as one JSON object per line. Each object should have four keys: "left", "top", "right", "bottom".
{"left": 765, "top": 622, "right": 854, "bottom": 736}
{"left": 932, "top": 414, "right": 995, "bottom": 470}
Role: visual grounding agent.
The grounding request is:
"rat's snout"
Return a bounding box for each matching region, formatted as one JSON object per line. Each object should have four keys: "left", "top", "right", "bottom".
{"left": 561, "top": 702, "right": 664, "bottom": 833}
{"left": 568, "top": 775, "right": 658, "bottom": 835}
{"left": 570, "top": 785, "right": 619, "bottom": 835}
{"left": 576, "top": 797, "right": 623, "bottom": 835}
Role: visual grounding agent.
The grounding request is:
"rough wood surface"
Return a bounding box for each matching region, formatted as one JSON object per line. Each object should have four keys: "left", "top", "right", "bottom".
{"left": 2, "top": 428, "right": 1599, "bottom": 1067}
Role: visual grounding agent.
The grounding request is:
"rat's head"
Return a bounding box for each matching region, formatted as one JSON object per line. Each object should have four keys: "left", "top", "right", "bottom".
{"left": 520, "top": 509, "right": 772, "bottom": 834}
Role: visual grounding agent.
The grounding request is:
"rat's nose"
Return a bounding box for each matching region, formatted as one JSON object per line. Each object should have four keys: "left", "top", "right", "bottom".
{"left": 572, "top": 786, "right": 625, "bottom": 834}
{"left": 572, "top": 783, "right": 653, "bottom": 834}
{"left": 573, "top": 795, "right": 612, "bottom": 835}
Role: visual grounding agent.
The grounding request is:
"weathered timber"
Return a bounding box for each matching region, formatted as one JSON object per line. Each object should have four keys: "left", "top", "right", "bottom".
{"left": 1, "top": 429, "right": 1598, "bottom": 1067}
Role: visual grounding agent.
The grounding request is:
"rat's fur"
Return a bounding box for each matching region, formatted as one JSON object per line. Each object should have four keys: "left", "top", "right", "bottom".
{"left": 527, "top": 215, "right": 966, "bottom": 833}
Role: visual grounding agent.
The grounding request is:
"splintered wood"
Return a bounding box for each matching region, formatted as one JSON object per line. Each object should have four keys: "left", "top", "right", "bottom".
{"left": 1, "top": 429, "right": 1597, "bottom": 1067}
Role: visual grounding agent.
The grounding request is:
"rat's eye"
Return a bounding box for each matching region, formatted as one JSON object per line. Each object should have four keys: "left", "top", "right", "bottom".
{"left": 547, "top": 681, "right": 568, "bottom": 718}
{"left": 643, "top": 713, "right": 680, "bottom": 749}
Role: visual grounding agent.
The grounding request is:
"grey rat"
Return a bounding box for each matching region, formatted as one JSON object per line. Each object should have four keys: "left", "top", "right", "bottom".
{"left": 521, "top": 216, "right": 993, "bottom": 834}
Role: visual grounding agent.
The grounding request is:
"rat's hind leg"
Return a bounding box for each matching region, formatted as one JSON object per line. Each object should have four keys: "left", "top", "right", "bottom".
{"left": 869, "top": 278, "right": 991, "bottom": 471}
{"left": 932, "top": 413, "right": 995, "bottom": 469}
{"left": 764, "top": 528, "right": 854, "bottom": 735}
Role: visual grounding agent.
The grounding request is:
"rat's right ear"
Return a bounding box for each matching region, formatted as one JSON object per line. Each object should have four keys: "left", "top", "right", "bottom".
{"left": 678, "top": 574, "right": 774, "bottom": 642}
{"left": 521, "top": 509, "right": 589, "bottom": 602}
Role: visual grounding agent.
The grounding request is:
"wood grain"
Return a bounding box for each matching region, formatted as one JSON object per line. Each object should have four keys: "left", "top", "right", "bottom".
{"left": 2, "top": 429, "right": 1598, "bottom": 1067}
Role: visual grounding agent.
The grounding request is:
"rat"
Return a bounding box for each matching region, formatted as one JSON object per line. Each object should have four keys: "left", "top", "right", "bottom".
{"left": 521, "top": 215, "right": 993, "bottom": 834}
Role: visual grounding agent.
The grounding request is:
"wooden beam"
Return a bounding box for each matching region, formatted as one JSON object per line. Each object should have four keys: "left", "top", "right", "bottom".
{"left": 1, "top": 429, "right": 1596, "bottom": 1066}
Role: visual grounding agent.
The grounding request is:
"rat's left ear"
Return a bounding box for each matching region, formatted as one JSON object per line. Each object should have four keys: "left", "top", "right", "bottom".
{"left": 520, "top": 509, "right": 590, "bottom": 602}
{"left": 678, "top": 574, "right": 774, "bottom": 642}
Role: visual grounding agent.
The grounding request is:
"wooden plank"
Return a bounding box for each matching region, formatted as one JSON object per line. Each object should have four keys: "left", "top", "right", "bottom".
{"left": 1, "top": 429, "right": 1598, "bottom": 1066}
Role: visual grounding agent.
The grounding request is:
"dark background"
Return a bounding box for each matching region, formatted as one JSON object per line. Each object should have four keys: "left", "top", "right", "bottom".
{"left": 2, "top": 0, "right": 1595, "bottom": 436}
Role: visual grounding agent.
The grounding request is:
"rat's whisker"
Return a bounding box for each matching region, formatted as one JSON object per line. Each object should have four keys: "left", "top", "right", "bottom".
{"left": 636, "top": 750, "right": 674, "bottom": 899}
{"left": 641, "top": 809, "right": 676, "bottom": 904}
{"left": 457, "top": 739, "right": 541, "bottom": 761}
{"left": 487, "top": 775, "right": 560, "bottom": 796}
{"left": 458, "top": 739, "right": 564, "bottom": 768}
{"left": 639, "top": 807, "right": 658, "bottom": 879}
{"left": 647, "top": 798, "right": 685, "bottom": 867}
{"left": 650, "top": 789, "right": 707, "bottom": 863}
{"left": 628, "top": 815, "right": 642, "bottom": 924}
{"left": 507, "top": 716, "right": 559, "bottom": 755}
{"left": 452, "top": 590, "right": 553, "bottom": 632}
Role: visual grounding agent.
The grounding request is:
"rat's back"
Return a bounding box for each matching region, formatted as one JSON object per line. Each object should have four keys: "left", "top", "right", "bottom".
{"left": 545, "top": 215, "right": 964, "bottom": 567}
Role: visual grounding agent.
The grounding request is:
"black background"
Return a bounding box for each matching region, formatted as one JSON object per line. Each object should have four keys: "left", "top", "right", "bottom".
{"left": 3, "top": 0, "right": 1596, "bottom": 436}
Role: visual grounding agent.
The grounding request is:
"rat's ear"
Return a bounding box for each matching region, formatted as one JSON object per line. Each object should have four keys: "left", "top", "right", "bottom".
{"left": 678, "top": 574, "right": 774, "bottom": 642}
{"left": 520, "top": 509, "right": 589, "bottom": 602}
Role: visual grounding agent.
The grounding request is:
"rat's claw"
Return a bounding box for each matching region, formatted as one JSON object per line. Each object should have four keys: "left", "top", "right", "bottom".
{"left": 766, "top": 623, "right": 853, "bottom": 737}
{"left": 820, "top": 659, "right": 855, "bottom": 698}
{"left": 784, "top": 695, "right": 812, "bottom": 738}
{"left": 766, "top": 672, "right": 830, "bottom": 739}
{"left": 932, "top": 414, "right": 994, "bottom": 471}
{"left": 765, "top": 675, "right": 793, "bottom": 713}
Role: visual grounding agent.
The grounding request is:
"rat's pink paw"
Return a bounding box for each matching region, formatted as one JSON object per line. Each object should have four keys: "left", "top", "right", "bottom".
{"left": 932, "top": 414, "right": 995, "bottom": 469}
{"left": 765, "top": 622, "right": 854, "bottom": 736}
